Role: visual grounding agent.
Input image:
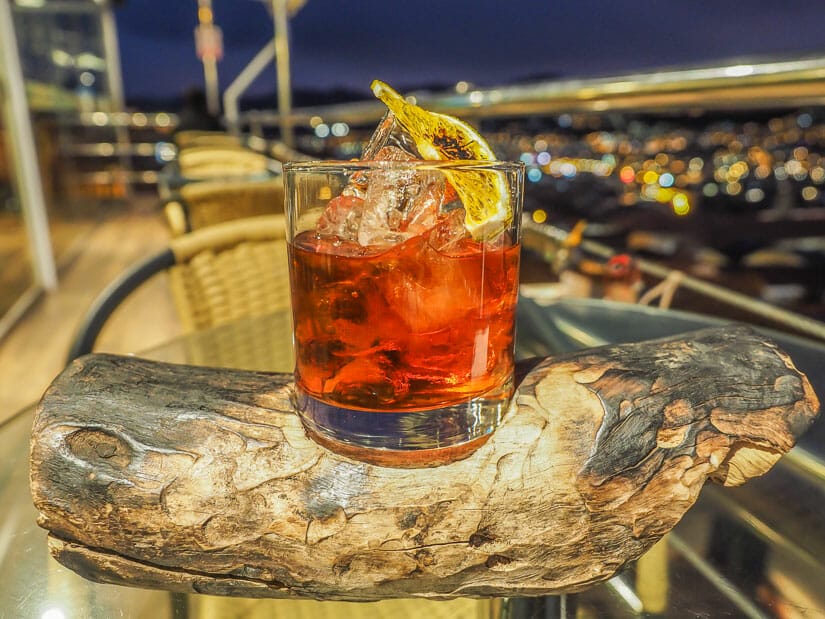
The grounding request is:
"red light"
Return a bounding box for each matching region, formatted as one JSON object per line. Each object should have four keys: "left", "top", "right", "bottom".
{"left": 619, "top": 166, "right": 635, "bottom": 184}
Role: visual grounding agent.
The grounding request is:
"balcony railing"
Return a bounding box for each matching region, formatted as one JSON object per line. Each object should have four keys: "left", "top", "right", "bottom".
{"left": 239, "top": 53, "right": 825, "bottom": 132}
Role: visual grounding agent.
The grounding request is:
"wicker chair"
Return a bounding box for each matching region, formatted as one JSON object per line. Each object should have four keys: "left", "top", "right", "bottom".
{"left": 174, "top": 130, "right": 242, "bottom": 149}
{"left": 163, "top": 177, "right": 285, "bottom": 237}
{"left": 177, "top": 145, "right": 276, "bottom": 180}
{"left": 67, "top": 215, "right": 292, "bottom": 365}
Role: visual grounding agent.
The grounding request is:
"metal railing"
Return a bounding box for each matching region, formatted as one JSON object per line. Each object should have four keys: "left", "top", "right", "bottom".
{"left": 521, "top": 216, "right": 825, "bottom": 343}
{"left": 239, "top": 54, "right": 825, "bottom": 132}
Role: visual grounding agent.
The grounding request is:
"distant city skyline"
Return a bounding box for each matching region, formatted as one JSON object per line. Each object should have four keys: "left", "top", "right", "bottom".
{"left": 116, "top": 0, "right": 825, "bottom": 106}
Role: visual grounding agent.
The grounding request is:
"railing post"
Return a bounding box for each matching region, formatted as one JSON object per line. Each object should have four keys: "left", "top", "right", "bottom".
{"left": 271, "top": 0, "right": 294, "bottom": 147}
{"left": 0, "top": 0, "right": 57, "bottom": 290}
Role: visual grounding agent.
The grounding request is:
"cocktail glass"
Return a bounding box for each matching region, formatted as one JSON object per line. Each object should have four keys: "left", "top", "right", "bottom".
{"left": 284, "top": 159, "right": 524, "bottom": 466}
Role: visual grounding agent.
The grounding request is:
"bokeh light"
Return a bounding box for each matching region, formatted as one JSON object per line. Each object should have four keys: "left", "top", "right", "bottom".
{"left": 619, "top": 166, "right": 635, "bottom": 184}
{"left": 672, "top": 193, "right": 691, "bottom": 215}
{"left": 745, "top": 188, "right": 765, "bottom": 203}
{"left": 703, "top": 183, "right": 719, "bottom": 197}
{"left": 331, "top": 122, "right": 349, "bottom": 137}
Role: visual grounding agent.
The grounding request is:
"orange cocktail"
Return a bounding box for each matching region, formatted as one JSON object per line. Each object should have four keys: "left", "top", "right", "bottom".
{"left": 284, "top": 82, "right": 524, "bottom": 466}
{"left": 290, "top": 212, "right": 520, "bottom": 411}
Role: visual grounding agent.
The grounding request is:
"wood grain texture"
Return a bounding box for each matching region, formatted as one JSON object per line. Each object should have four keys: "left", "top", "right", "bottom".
{"left": 30, "top": 325, "right": 819, "bottom": 600}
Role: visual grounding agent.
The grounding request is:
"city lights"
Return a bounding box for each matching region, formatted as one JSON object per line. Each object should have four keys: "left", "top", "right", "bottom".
{"left": 331, "top": 122, "right": 349, "bottom": 137}
{"left": 726, "top": 181, "right": 742, "bottom": 196}
{"left": 559, "top": 162, "right": 577, "bottom": 178}
{"left": 672, "top": 192, "right": 691, "bottom": 215}
{"left": 155, "top": 142, "right": 176, "bottom": 163}
{"left": 745, "top": 188, "right": 765, "bottom": 203}
{"left": 620, "top": 166, "right": 635, "bottom": 184}
{"left": 322, "top": 107, "right": 825, "bottom": 226}
{"left": 78, "top": 71, "right": 95, "bottom": 87}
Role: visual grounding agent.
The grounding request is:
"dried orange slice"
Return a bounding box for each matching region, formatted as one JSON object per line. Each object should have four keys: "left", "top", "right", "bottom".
{"left": 371, "top": 80, "right": 511, "bottom": 239}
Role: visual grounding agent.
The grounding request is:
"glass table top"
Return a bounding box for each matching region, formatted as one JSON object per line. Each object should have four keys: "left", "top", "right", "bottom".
{"left": 6, "top": 297, "right": 825, "bottom": 618}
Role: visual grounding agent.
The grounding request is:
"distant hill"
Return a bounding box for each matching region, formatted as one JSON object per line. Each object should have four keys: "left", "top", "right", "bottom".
{"left": 124, "top": 75, "right": 565, "bottom": 113}
{"left": 126, "top": 83, "right": 447, "bottom": 113}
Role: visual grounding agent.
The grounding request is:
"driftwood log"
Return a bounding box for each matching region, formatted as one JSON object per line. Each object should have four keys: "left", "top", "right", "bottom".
{"left": 30, "top": 326, "right": 819, "bottom": 600}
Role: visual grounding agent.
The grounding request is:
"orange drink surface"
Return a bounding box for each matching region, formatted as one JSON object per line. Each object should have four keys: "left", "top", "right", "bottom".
{"left": 289, "top": 220, "right": 520, "bottom": 412}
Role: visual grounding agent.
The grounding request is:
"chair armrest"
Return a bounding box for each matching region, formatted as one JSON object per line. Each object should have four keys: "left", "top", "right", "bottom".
{"left": 66, "top": 249, "right": 177, "bottom": 364}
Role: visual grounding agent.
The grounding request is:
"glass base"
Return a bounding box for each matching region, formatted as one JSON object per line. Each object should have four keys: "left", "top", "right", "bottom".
{"left": 294, "top": 381, "right": 512, "bottom": 468}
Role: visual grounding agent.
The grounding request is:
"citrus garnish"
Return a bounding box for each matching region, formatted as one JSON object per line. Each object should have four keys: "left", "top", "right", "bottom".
{"left": 371, "top": 80, "right": 512, "bottom": 239}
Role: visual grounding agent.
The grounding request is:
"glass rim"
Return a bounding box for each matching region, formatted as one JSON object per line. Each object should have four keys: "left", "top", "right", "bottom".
{"left": 283, "top": 159, "right": 525, "bottom": 173}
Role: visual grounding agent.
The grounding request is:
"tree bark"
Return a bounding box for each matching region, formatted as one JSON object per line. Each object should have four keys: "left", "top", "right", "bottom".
{"left": 30, "top": 325, "right": 819, "bottom": 600}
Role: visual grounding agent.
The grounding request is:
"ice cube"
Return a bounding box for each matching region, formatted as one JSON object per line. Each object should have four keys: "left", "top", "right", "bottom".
{"left": 319, "top": 111, "right": 442, "bottom": 246}
{"left": 348, "top": 144, "right": 416, "bottom": 198}
{"left": 373, "top": 145, "right": 416, "bottom": 162}
{"left": 357, "top": 167, "right": 445, "bottom": 247}
{"left": 316, "top": 194, "right": 364, "bottom": 241}
{"left": 348, "top": 145, "right": 414, "bottom": 197}
{"left": 323, "top": 356, "right": 401, "bottom": 404}
{"left": 427, "top": 208, "right": 468, "bottom": 253}
{"left": 360, "top": 111, "right": 395, "bottom": 160}
{"left": 360, "top": 111, "right": 422, "bottom": 160}
{"left": 376, "top": 234, "right": 482, "bottom": 334}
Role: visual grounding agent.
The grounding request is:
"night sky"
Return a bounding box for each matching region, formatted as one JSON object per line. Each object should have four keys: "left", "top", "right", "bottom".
{"left": 115, "top": 0, "right": 825, "bottom": 105}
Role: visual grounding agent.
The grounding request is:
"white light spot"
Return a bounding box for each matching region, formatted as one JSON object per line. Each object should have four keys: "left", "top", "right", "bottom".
{"left": 724, "top": 64, "right": 754, "bottom": 77}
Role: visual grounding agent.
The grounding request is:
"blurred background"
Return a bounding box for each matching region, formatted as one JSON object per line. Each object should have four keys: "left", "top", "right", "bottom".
{"left": 3, "top": 0, "right": 825, "bottom": 335}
